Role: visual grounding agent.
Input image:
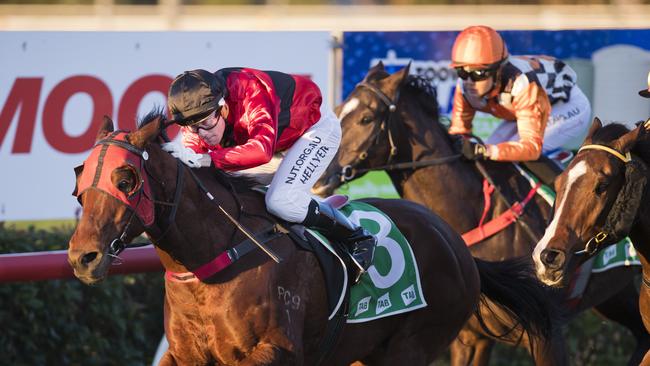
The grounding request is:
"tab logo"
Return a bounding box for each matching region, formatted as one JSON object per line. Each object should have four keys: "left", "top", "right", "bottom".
{"left": 355, "top": 296, "right": 371, "bottom": 317}
{"left": 376, "top": 293, "right": 392, "bottom": 314}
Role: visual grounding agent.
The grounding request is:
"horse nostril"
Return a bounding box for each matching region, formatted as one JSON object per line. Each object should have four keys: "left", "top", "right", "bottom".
{"left": 541, "top": 249, "right": 565, "bottom": 269}
{"left": 80, "top": 252, "right": 99, "bottom": 266}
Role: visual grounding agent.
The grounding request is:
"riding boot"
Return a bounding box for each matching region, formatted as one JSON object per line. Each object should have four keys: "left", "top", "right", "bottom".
{"left": 302, "top": 199, "right": 376, "bottom": 281}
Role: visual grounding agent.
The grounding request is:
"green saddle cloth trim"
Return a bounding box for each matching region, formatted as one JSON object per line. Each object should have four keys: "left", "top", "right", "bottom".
{"left": 307, "top": 201, "right": 428, "bottom": 323}
{"left": 515, "top": 164, "right": 641, "bottom": 272}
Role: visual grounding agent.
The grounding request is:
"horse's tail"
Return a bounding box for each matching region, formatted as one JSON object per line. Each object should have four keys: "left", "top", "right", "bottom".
{"left": 473, "top": 256, "right": 558, "bottom": 345}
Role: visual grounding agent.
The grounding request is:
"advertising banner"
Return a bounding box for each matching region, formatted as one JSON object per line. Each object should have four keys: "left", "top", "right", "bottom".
{"left": 340, "top": 29, "right": 650, "bottom": 198}
{"left": 0, "top": 32, "right": 331, "bottom": 221}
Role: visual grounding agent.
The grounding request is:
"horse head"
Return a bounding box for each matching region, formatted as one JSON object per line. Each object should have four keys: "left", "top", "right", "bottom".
{"left": 532, "top": 117, "right": 650, "bottom": 287}
{"left": 68, "top": 113, "right": 172, "bottom": 284}
{"left": 314, "top": 62, "right": 414, "bottom": 196}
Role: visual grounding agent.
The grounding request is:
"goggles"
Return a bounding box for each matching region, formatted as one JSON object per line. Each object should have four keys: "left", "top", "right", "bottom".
{"left": 186, "top": 108, "right": 222, "bottom": 133}
{"left": 455, "top": 67, "right": 498, "bottom": 82}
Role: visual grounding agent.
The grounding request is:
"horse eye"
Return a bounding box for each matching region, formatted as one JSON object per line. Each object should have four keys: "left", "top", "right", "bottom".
{"left": 595, "top": 182, "right": 609, "bottom": 195}
{"left": 360, "top": 116, "right": 373, "bottom": 125}
{"left": 117, "top": 179, "right": 131, "bottom": 192}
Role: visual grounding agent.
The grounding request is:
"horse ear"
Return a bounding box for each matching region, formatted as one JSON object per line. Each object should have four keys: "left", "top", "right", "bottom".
{"left": 96, "top": 115, "right": 114, "bottom": 141}
{"left": 614, "top": 121, "right": 648, "bottom": 153}
{"left": 129, "top": 117, "right": 162, "bottom": 149}
{"left": 583, "top": 117, "right": 602, "bottom": 144}
{"left": 383, "top": 62, "right": 411, "bottom": 98}
{"left": 364, "top": 61, "right": 386, "bottom": 81}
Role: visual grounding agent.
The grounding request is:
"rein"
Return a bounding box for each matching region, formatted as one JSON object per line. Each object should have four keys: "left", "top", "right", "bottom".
{"left": 574, "top": 143, "right": 647, "bottom": 256}
{"left": 340, "top": 81, "right": 460, "bottom": 182}
{"left": 340, "top": 155, "right": 462, "bottom": 181}
{"left": 76, "top": 131, "right": 283, "bottom": 275}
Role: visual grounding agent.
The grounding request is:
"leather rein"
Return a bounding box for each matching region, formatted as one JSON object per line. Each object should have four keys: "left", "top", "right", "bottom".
{"left": 79, "top": 131, "right": 283, "bottom": 276}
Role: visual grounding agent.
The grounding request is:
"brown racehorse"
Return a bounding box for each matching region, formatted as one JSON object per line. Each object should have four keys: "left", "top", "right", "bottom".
{"left": 67, "top": 111, "right": 554, "bottom": 365}
{"left": 532, "top": 119, "right": 650, "bottom": 363}
{"left": 313, "top": 63, "right": 650, "bottom": 365}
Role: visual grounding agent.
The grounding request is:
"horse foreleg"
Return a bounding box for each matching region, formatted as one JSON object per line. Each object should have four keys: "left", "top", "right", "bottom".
{"left": 239, "top": 342, "right": 297, "bottom": 366}
{"left": 449, "top": 328, "right": 493, "bottom": 366}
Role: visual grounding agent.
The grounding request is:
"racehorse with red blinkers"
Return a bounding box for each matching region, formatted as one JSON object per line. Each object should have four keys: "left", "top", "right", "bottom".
{"left": 67, "top": 110, "right": 554, "bottom": 365}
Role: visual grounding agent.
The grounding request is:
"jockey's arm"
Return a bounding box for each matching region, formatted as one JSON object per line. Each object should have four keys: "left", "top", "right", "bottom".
{"left": 449, "top": 83, "right": 476, "bottom": 135}
{"left": 209, "top": 85, "right": 277, "bottom": 171}
{"left": 487, "top": 82, "right": 550, "bottom": 162}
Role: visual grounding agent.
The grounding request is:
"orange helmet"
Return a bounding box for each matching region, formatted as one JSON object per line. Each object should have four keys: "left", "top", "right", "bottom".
{"left": 450, "top": 26, "right": 508, "bottom": 69}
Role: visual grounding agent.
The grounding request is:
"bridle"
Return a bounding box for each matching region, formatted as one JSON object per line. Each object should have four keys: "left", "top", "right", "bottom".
{"left": 574, "top": 144, "right": 647, "bottom": 256}
{"left": 75, "top": 128, "right": 282, "bottom": 273}
{"left": 339, "top": 81, "right": 460, "bottom": 182}
{"left": 74, "top": 131, "right": 185, "bottom": 259}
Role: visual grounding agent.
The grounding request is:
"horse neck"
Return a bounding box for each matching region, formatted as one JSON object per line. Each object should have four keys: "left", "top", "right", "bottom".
{"left": 385, "top": 106, "right": 485, "bottom": 231}
{"left": 384, "top": 106, "right": 549, "bottom": 254}
{"left": 146, "top": 151, "right": 254, "bottom": 273}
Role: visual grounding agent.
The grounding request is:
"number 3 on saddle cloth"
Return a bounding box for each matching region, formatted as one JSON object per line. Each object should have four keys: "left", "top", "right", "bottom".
{"left": 306, "top": 198, "right": 427, "bottom": 323}
{"left": 258, "top": 191, "right": 428, "bottom": 323}
{"left": 515, "top": 156, "right": 641, "bottom": 308}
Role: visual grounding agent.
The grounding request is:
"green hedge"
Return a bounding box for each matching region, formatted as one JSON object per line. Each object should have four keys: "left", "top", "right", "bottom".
{"left": 0, "top": 223, "right": 164, "bottom": 366}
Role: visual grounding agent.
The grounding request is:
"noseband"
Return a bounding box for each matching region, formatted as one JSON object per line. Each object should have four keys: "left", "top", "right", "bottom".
{"left": 574, "top": 144, "right": 647, "bottom": 256}
{"left": 339, "top": 81, "right": 460, "bottom": 182}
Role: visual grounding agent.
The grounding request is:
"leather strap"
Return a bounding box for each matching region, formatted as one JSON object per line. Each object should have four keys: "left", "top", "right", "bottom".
{"left": 462, "top": 182, "right": 542, "bottom": 246}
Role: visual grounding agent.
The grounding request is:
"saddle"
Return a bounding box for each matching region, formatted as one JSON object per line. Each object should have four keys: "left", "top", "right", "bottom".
{"left": 244, "top": 188, "right": 353, "bottom": 318}
{"left": 280, "top": 195, "right": 354, "bottom": 320}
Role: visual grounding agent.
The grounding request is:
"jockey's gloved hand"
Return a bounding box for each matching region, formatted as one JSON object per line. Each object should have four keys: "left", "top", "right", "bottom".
{"left": 161, "top": 142, "right": 211, "bottom": 168}
{"left": 458, "top": 139, "right": 490, "bottom": 161}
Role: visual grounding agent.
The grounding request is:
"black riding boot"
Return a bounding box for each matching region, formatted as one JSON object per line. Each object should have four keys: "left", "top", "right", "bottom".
{"left": 302, "top": 199, "right": 376, "bottom": 280}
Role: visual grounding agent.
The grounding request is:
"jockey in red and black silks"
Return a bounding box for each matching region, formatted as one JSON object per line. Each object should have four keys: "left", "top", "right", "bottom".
{"left": 165, "top": 68, "right": 376, "bottom": 277}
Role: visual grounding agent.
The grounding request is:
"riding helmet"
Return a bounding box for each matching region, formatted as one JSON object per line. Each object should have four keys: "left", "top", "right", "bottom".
{"left": 168, "top": 69, "right": 225, "bottom": 126}
{"left": 450, "top": 25, "right": 508, "bottom": 69}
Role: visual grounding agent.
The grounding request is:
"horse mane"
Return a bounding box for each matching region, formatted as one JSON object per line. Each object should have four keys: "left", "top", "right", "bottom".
{"left": 404, "top": 75, "right": 439, "bottom": 119}
{"left": 137, "top": 106, "right": 167, "bottom": 129}
{"left": 217, "top": 171, "right": 260, "bottom": 193}
{"left": 590, "top": 123, "right": 630, "bottom": 144}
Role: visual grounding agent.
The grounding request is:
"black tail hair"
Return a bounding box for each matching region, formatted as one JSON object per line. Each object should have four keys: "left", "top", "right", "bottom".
{"left": 473, "top": 257, "right": 561, "bottom": 353}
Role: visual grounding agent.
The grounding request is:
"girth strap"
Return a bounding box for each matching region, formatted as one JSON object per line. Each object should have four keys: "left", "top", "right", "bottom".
{"left": 192, "top": 226, "right": 285, "bottom": 281}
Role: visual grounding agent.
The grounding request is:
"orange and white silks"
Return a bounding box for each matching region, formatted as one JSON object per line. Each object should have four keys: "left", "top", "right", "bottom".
{"left": 450, "top": 55, "right": 579, "bottom": 162}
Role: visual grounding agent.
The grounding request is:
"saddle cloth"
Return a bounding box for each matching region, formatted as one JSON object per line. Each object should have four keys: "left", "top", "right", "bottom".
{"left": 305, "top": 199, "right": 427, "bottom": 323}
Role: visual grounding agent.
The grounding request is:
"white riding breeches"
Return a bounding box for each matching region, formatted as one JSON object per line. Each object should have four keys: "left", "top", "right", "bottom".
{"left": 230, "top": 105, "right": 342, "bottom": 223}
{"left": 486, "top": 86, "right": 592, "bottom": 153}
